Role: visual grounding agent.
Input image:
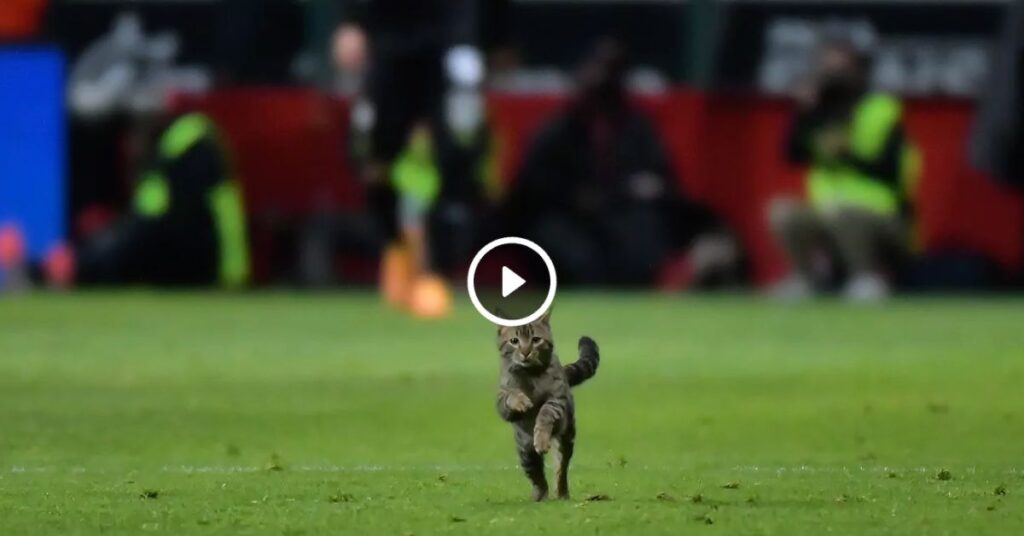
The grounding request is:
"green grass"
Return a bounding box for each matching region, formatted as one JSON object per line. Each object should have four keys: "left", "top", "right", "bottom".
{"left": 1, "top": 292, "right": 1023, "bottom": 534}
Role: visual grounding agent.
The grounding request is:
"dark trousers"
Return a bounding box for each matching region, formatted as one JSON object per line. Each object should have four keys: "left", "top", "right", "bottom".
{"left": 361, "top": 46, "right": 481, "bottom": 273}
{"left": 78, "top": 215, "right": 219, "bottom": 286}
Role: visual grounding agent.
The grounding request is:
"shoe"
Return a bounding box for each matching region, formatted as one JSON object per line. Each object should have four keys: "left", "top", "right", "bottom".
{"left": 408, "top": 274, "right": 452, "bottom": 319}
{"left": 767, "top": 274, "right": 814, "bottom": 302}
{"left": 843, "top": 272, "right": 890, "bottom": 303}
{"left": 380, "top": 242, "right": 414, "bottom": 307}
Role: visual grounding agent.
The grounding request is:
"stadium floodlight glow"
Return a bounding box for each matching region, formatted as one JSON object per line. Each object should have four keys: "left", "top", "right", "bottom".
{"left": 467, "top": 236, "right": 558, "bottom": 327}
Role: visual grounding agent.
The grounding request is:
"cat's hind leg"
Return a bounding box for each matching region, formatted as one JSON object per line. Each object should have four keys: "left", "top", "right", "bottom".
{"left": 554, "top": 428, "right": 575, "bottom": 499}
{"left": 516, "top": 429, "right": 548, "bottom": 501}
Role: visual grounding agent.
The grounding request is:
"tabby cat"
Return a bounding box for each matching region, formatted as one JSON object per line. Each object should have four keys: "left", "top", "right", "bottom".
{"left": 494, "top": 310, "right": 600, "bottom": 501}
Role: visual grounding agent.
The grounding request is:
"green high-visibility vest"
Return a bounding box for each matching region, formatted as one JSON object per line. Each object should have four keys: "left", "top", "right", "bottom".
{"left": 807, "top": 94, "right": 922, "bottom": 216}
{"left": 132, "top": 113, "right": 251, "bottom": 288}
{"left": 389, "top": 125, "right": 500, "bottom": 208}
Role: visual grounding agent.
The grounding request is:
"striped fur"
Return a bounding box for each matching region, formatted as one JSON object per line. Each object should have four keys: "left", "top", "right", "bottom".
{"left": 565, "top": 336, "right": 600, "bottom": 387}
{"left": 494, "top": 311, "right": 598, "bottom": 501}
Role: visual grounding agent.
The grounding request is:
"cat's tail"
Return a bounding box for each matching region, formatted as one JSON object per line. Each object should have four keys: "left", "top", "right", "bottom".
{"left": 566, "top": 336, "right": 600, "bottom": 387}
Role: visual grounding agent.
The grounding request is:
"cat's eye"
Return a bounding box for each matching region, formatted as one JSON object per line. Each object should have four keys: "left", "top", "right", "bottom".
{"left": 509, "top": 337, "right": 520, "bottom": 345}
{"left": 532, "top": 337, "right": 542, "bottom": 344}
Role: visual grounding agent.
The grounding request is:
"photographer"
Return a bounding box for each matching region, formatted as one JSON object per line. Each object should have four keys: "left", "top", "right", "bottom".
{"left": 769, "top": 42, "right": 921, "bottom": 301}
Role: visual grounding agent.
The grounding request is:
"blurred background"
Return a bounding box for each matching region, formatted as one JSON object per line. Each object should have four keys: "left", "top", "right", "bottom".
{"left": 2, "top": 0, "right": 1022, "bottom": 309}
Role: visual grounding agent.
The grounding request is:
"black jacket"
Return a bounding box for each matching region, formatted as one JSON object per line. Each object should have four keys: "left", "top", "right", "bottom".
{"left": 505, "top": 104, "right": 720, "bottom": 247}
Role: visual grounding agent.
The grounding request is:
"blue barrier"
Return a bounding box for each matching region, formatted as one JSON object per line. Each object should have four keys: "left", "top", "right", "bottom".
{"left": 0, "top": 46, "right": 66, "bottom": 262}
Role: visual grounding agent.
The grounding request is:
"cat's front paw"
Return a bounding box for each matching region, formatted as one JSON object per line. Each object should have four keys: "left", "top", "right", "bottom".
{"left": 506, "top": 391, "right": 533, "bottom": 413}
{"left": 533, "top": 428, "right": 551, "bottom": 454}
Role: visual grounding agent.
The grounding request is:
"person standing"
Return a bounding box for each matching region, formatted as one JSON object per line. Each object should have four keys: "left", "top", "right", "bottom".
{"left": 333, "top": 0, "right": 487, "bottom": 318}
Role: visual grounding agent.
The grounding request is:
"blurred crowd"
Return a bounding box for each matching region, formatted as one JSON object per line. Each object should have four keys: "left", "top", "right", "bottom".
{"left": 2, "top": 0, "right": 1023, "bottom": 312}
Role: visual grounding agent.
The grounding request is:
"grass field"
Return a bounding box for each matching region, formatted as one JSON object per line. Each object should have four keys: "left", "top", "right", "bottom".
{"left": 1, "top": 292, "right": 1023, "bottom": 534}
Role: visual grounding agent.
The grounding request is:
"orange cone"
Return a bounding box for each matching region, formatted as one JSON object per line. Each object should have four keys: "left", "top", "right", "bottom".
{"left": 408, "top": 274, "right": 452, "bottom": 319}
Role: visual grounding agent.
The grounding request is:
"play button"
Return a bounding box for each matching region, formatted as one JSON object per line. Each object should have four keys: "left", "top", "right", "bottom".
{"left": 502, "top": 267, "right": 526, "bottom": 298}
{"left": 467, "top": 237, "right": 557, "bottom": 326}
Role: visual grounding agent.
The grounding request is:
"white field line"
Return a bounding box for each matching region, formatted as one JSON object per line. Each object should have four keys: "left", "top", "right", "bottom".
{"left": 2, "top": 464, "right": 517, "bottom": 475}
{"left": 2, "top": 464, "right": 1019, "bottom": 476}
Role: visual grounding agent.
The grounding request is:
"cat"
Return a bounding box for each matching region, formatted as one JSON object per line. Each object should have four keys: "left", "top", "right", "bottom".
{"left": 494, "top": 310, "right": 600, "bottom": 501}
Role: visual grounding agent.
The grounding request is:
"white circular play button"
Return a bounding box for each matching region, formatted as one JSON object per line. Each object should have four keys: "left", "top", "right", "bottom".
{"left": 467, "top": 237, "right": 557, "bottom": 326}
{"left": 501, "top": 266, "right": 526, "bottom": 298}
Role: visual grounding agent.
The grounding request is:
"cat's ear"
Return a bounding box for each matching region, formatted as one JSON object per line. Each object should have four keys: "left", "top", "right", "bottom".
{"left": 538, "top": 307, "right": 552, "bottom": 327}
